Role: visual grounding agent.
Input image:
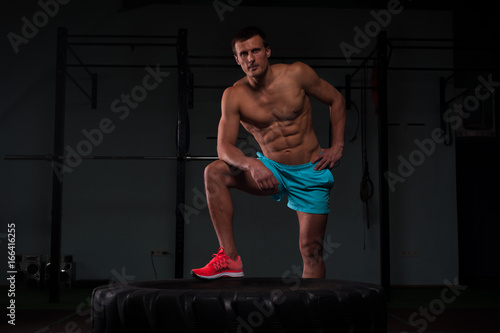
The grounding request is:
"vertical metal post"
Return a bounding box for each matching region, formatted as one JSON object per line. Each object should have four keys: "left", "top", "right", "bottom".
{"left": 439, "top": 77, "right": 452, "bottom": 146}
{"left": 377, "top": 31, "right": 390, "bottom": 300}
{"left": 345, "top": 74, "right": 351, "bottom": 110}
{"left": 439, "top": 77, "right": 446, "bottom": 132}
{"left": 496, "top": 71, "right": 500, "bottom": 140}
{"left": 49, "top": 27, "right": 67, "bottom": 303}
{"left": 91, "top": 73, "right": 98, "bottom": 109}
{"left": 175, "top": 29, "right": 188, "bottom": 278}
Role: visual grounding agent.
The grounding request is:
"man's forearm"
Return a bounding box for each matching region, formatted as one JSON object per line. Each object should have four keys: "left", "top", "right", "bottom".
{"left": 330, "top": 97, "right": 346, "bottom": 148}
{"left": 218, "top": 143, "right": 259, "bottom": 172}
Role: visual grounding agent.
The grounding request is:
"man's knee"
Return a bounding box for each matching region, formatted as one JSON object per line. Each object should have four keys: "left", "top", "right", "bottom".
{"left": 205, "top": 160, "right": 226, "bottom": 174}
{"left": 205, "top": 160, "right": 244, "bottom": 184}
{"left": 205, "top": 160, "right": 237, "bottom": 189}
{"left": 300, "top": 239, "right": 324, "bottom": 262}
{"left": 205, "top": 160, "right": 226, "bottom": 181}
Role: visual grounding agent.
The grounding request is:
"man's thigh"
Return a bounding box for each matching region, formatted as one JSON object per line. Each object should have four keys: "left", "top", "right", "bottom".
{"left": 297, "top": 211, "right": 328, "bottom": 249}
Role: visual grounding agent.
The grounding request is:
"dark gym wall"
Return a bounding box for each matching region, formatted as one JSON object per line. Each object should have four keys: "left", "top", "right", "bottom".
{"left": 453, "top": 8, "right": 500, "bottom": 285}
{"left": 1, "top": 1, "right": 459, "bottom": 285}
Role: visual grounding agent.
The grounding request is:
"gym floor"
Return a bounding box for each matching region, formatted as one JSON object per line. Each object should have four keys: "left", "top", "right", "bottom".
{"left": 1, "top": 281, "right": 499, "bottom": 333}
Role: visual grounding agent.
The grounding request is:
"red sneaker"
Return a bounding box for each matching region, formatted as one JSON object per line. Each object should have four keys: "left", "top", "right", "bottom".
{"left": 191, "top": 247, "right": 244, "bottom": 279}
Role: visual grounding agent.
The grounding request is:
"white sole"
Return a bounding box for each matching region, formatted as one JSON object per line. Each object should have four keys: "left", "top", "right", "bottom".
{"left": 191, "top": 271, "right": 244, "bottom": 280}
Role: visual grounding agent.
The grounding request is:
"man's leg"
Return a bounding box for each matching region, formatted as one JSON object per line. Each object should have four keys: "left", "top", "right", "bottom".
{"left": 204, "top": 160, "right": 274, "bottom": 260}
{"left": 297, "top": 211, "right": 328, "bottom": 278}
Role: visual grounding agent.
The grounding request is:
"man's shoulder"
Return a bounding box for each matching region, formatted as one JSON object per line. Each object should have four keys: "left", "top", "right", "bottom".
{"left": 222, "top": 79, "right": 248, "bottom": 107}
{"left": 271, "top": 61, "right": 309, "bottom": 69}
{"left": 225, "top": 78, "right": 249, "bottom": 95}
{"left": 272, "top": 62, "right": 312, "bottom": 80}
{"left": 283, "top": 61, "right": 311, "bottom": 73}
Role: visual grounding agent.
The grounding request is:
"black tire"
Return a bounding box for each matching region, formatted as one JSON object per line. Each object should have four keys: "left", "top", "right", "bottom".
{"left": 91, "top": 278, "right": 386, "bottom": 333}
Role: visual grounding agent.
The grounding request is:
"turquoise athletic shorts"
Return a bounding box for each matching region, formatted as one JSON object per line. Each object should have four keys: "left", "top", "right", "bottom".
{"left": 257, "top": 152, "right": 335, "bottom": 214}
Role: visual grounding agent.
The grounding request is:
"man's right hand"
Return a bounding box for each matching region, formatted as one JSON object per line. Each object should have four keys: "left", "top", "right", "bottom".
{"left": 249, "top": 160, "right": 280, "bottom": 193}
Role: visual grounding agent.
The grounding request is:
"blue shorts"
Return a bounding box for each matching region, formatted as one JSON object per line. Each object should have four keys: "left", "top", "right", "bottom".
{"left": 257, "top": 152, "right": 335, "bottom": 214}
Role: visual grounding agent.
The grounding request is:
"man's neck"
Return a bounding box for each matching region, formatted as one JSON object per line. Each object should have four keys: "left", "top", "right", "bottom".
{"left": 247, "top": 65, "right": 274, "bottom": 89}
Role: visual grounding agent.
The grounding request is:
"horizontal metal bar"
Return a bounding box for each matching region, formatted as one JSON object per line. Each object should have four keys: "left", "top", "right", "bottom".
{"left": 67, "top": 64, "right": 178, "bottom": 69}
{"left": 68, "top": 34, "right": 178, "bottom": 39}
{"left": 387, "top": 123, "right": 426, "bottom": 126}
{"left": 67, "top": 42, "right": 177, "bottom": 47}
{"left": 193, "top": 85, "right": 229, "bottom": 89}
{"left": 206, "top": 137, "right": 245, "bottom": 140}
{"left": 275, "top": 57, "right": 376, "bottom": 62}
{"left": 391, "top": 45, "right": 497, "bottom": 50}
{"left": 391, "top": 45, "right": 455, "bottom": 50}
{"left": 388, "top": 37, "right": 497, "bottom": 43}
{"left": 195, "top": 84, "right": 378, "bottom": 91}
{"left": 65, "top": 64, "right": 496, "bottom": 73}
{"left": 387, "top": 66, "right": 497, "bottom": 71}
{"left": 189, "top": 64, "right": 239, "bottom": 68}
{"left": 188, "top": 55, "right": 375, "bottom": 61}
{"left": 4, "top": 155, "right": 218, "bottom": 161}
{"left": 191, "top": 64, "right": 379, "bottom": 69}
{"left": 311, "top": 65, "right": 377, "bottom": 69}
{"left": 337, "top": 86, "right": 378, "bottom": 90}
{"left": 188, "top": 55, "right": 233, "bottom": 60}
{"left": 75, "top": 156, "right": 177, "bottom": 160}
{"left": 185, "top": 156, "right": 218, "bottom": 160}
{"left": 4, "top": 155, "right": 55, "bottom": 160}
{"left": 66, "top": 64, "right": 495, "bottom": 71}
{"left": 388, "top": 38, "right": 455, "bottom": 42}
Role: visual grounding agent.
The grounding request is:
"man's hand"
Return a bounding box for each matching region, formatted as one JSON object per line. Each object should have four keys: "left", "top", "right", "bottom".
{"left": 311, "top": 146, "right": 343, "bottom": 171}
{"left": 250, "top": 160, "right": 280, "bottom": 193}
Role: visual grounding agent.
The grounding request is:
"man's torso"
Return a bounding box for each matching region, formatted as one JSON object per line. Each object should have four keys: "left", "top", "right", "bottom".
{"left": 234, "top": 63, "right": 321, "bottom": 165}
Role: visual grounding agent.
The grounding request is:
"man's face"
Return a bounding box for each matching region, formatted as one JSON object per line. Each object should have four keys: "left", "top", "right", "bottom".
{"left": 233, "top": 35, "right": 271, "bottom": 78}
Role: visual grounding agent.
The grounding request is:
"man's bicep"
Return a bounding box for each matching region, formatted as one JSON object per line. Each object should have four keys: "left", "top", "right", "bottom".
{"left": 217, "top": 114, "right": 240, "bottom": 147}
{"left": 319, "top": 79, "right": 344, "bottom": 106}
{"left": 217, "top": 89, "right": 241, "bottom": 147}
{"left": 298, "top": 63, "right": 341, "bottom": 106}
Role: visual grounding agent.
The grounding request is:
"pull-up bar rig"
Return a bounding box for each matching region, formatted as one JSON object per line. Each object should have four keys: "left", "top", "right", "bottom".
{"left": 4, "top": 27, "right": 193, "bottom": 303}
{"left": 5, "top": 27, "right": 496, "bottom": 303}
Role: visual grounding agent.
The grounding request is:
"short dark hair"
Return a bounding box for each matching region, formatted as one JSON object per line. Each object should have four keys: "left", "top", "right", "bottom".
{"left": 231, "top": 26, "right": 270, "bottom": 54}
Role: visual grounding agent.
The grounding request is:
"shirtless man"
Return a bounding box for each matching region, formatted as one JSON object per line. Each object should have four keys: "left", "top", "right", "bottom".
{"left": 191, "top": 26, "right": 345, "bottom": 279}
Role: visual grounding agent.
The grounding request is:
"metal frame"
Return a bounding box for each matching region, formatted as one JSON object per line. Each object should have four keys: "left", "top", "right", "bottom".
{"left": 343, "top": 33, "right": 390, "bottom": 299}
{"left": 377, "top": 32, "right": 390, "bottom": 300}
{"left": 175, "top": 29, "right": 188, "bottom": 279}
{"left": 5, "top": 27, "right": 187, "bottom": 302}
{"left": 48, "top": 27, "right": 67, "bottom": 303}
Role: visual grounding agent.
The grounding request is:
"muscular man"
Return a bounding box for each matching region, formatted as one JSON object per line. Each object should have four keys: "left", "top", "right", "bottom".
{"left": 191, "top": 26, "right": 345, "bottom": 279}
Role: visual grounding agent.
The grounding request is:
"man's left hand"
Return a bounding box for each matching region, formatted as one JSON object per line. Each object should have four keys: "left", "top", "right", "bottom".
{"left": 311, "top": 146, "right": 343, "bottom": 171}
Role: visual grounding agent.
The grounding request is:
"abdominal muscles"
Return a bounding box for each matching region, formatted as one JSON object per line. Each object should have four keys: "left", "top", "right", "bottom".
{"left": 243, "top": 111, "right": 320, "bottom": 165}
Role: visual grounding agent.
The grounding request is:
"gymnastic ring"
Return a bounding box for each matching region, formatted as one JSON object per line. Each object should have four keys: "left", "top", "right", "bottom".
{"left": 360, "top": 176, "right": 374, "bottom": 202}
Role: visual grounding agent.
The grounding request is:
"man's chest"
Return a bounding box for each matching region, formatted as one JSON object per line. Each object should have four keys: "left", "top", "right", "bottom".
{"left": 239, "top": 86, "right": 308, "bottom": 126}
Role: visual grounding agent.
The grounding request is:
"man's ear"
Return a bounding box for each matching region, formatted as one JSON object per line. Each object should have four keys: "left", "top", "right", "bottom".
{"left": 234, "top": 54, "right": 240, "bottom": 65}
{"left": 266, "top": 46, "right": 271, "bottom": 58}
